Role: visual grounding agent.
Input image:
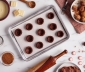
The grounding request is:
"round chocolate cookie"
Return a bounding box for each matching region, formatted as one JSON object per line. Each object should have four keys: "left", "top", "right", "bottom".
{"left": 48, "top": 23, "right": 57, "bottom": 30}
{"left": 47, "top": 12, "right": 54, "bottom": 19}
{"left": 37, "top": 29, "right": 45, "bottom": 36}
{"left": 26, "top": 35, "right": 33, "bottom": 42}
{"left": 25, "top": 23, "right": 33, "bottom": 30}
{"left": 46, "top": 36, "right": 54, "bottom": 43}
{"left": 35, "top": 42, "right": 43, "bottom": 49}
{"left": 56, "top": 31, "right": 64, "bottom": 37}
{"left": 36, "top": 18, "right": 44, "bottom": 25}
{"left": 14, "top": 29, "right": 22, "bottom": 36}
{"left": 24, "top": 46, "right": 33, "bottom": 54}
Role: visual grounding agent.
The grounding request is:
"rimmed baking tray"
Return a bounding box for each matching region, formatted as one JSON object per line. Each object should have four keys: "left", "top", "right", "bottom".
{"left": 8, "top": 5, "right": 70, "bottom": 61}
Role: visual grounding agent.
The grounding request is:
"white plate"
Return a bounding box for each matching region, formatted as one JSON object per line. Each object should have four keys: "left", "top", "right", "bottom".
{"left": 56, "top": 62, "right": 81, "bottom": 72}
{"left": 70, "top": 0, "right": 85, "bottom": 24}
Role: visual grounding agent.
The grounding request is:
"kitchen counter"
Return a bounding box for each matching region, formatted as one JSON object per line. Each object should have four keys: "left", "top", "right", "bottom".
{"left": 0, "top": 0, "right": 85, "bottom": 72}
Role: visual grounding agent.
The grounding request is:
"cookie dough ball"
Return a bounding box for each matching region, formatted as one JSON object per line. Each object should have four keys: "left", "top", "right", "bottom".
{"left": 14, "top": 29, "right": 22, "bottom": 36}
{"left": 81, "top": 16, "right": 85, "bottom": 22}
{"left": 72, "top": 5, "right": 78, "bottom": 11}
{"left": 81, "top": 11, "right": 85, "bottom": 17}
{"left": 79, "top": 6, "right": 85, "bottom": 12}
{"left": 74, "top": 14, "right": 81, "bottom": 20}
{"left": 80, "top": 0, "right": 85, "bottom": 6}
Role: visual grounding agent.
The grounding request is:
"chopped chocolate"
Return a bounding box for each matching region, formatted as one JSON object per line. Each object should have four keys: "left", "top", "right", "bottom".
{"left": 82, "top": 42, "right": 85, "bottom": 46}
{"left": 48, "top": 23, "right": 57, "bottom": 30}
{"left": 47, "top": 12, "right": 54, "bottom": 19}
{"left": 25, "top": 23, "right": 33, "bottom": 30}
{"left": 59, "top": 66, "right": 81, "bottom": 72}
{"left": 36, "top": 18, "right": 44, "bottom": 25}
{"left": 56, "top": 31, "right": 64, "bottom": 37}
{"left": 25, "top": 46, "right": 33, "bottom": 54}
{"left": 14, "top": 29, "right": 22, "bottom": 36}
{"left": 46, "top": 36, "right": 54, "bottom": 43}
{"left": 80, "top": 0, "right": 85, "bottom": 6}
{"left": 35, "top": 42, "right": 43, "bottom": 49}
{"left": 37, "top": 29, "right": 45, "bottom": 36}
{"left": 26, "top": 35, "right": 33, "bottom": 42}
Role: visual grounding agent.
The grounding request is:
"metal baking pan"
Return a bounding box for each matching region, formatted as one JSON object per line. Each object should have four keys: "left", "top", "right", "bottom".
{"left": 8, "top": 5, "right": 70, "bottom": 61}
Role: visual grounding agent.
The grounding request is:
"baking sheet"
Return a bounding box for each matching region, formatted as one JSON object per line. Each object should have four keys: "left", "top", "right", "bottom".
{"left": 8, "top": 5, "right": 69, "bottom": 61}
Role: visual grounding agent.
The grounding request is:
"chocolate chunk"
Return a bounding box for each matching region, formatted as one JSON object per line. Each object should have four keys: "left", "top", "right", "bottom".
{"left": 46, "top": 36, "right": 54, "bottom": 43}
{"left": 36, "top": 18, "right": 44, "bottom": 25}
{"left": 37, "top": 29, "right": 45, "bottom": 36}
{"left": 48, "top": 23, "right": 57, "bottom": 30}
{"left": 26, "top": 35, "right": 33, "bottom": 42}
{"left": 25, "top": 46, "right": 33, "bottom": 54}
{"left": 59, "top": 66, "right": 81, "bottom": 72}
{"left": 82, "top": 42, "right": 85, "bottom": 46}
{"left": 25, "top": 23, "right": 33, "bottom": 30}
{"left": 80, "top": 1, "right": 85, "bottom": 6}
{"left": 14, "top": 29, "right": 22, "bottom": 36}
{"left": 35, "top": 42, "right": 43, "bottom": 49}
{"left": 47, "top": 12, "right": 54, "bottom": 19}
{"left": 56, "top": 31, "right": 64, "bottom": 37}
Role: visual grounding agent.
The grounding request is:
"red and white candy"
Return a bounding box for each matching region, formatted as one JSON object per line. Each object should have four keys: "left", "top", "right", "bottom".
{"left": 78, "top": 56, "right": 83, "bottom": 60}
{"left": 72, "top": 51, "right": 76, "bottom": 55}
{"left": 83, "top": 65, "right": 85, "bottom": 68}
{"left": 78, "top": 61, "right": 82, "bottom": 65}
{"left": 69, "top": 57, "right": 73, "bottom": 61}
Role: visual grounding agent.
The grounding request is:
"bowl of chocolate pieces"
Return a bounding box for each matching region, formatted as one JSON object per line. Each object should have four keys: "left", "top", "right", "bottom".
{"left": 56, "top": 62, "right": 81, "bottom": 72}
{"left": 71, "top": 0, "right": 85, "bottom": 24}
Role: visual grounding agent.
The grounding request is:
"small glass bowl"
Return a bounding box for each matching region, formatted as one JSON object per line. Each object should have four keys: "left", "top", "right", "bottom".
{"left": 0, "top": 51, "right": 14, "bottom": 66}
{"left": 0, "top": 36, "right": 4, "bottom": 46}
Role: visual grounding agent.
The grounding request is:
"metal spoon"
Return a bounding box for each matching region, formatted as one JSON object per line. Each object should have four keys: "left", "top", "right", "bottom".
{"left": 61, "top": 0, "right": 68, "bottom": 14}
{"left": 20, "top": 0, "right": 36, "bottom": 8}
{"left": 62, "top": 0, "right": 68, "bottom": 11}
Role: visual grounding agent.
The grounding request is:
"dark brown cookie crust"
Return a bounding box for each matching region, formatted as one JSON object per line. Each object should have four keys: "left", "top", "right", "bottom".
{"left": 25, "top": 46, "right": 33, "bottom": 54}
{"left": 14, "top": 29, "right": 22, "bottom": 36}
{"left": 35, "top": 42, "right": 43, "bottom": 49}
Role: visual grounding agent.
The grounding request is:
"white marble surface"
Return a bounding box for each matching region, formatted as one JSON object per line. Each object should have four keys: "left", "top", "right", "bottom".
{"left": 0, "top": 0, "right": 85, "bottom": 72}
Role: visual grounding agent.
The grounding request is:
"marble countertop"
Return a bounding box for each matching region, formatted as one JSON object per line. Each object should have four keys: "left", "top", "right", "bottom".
{"left": 0, "top": 0, "right": 85, "bottom": 72}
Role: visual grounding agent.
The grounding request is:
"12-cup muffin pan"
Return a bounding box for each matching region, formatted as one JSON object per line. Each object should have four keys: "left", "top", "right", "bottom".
{"left": 8, "top": 5, "right": 70, "bottom": 61}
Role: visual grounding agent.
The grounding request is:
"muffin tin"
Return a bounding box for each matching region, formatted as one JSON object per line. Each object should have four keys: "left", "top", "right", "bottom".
{"left": 8, "top": 5, "right": 69, "bottom": 61}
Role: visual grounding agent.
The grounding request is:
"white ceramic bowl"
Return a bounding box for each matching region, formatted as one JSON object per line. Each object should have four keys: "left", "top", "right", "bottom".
{"left": 56, "top": 62, "right": 81, "bottom": 72}
{"left": 70, "top": 0, "right": 85, "bottom": 24}
{"left": 0, "top": 51, "right": 14, "bottom": 66}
